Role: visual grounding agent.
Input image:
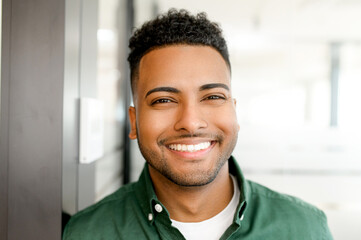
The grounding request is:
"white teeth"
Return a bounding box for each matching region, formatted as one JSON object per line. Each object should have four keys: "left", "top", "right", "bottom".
{"left": 168, "top": 142, "right": 211, "bottom": 152}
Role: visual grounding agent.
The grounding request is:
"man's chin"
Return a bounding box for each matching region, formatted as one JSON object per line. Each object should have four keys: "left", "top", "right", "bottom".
{"left": 158, "top": 166, "right": 222, "bottom": 187}
{"left": 168, "top": 174, "right": 217, "bottom": 187}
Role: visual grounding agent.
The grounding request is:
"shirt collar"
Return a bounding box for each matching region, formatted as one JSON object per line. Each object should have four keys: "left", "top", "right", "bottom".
{"left": 228, "top": 156, "right": 250, "bottom": 224}
{"left": 134, "top": 164, "right": 164, "bottom": 225}
{"left": 134, "top": 156, "right": 249, "bottom": 225}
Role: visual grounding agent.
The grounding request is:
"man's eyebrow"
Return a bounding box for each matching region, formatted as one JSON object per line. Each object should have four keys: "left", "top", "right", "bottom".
{"left": 145, "top": 87, "right": 180, "bottom": 98}
{"left": 199, "top": 83, "right": 229, "bottom": 91}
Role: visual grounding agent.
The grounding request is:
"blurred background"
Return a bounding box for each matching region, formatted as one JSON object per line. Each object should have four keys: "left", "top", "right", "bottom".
{"left": 1, "top": 0, "right": 360, "bottom": 239}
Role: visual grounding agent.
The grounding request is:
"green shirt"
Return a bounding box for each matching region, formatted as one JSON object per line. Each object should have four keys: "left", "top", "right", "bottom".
{"left": 63, "top": 156, "right": 333, "bottom": 240}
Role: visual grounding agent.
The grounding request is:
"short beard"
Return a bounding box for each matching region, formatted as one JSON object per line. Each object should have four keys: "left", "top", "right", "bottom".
{"left": 136, "top": 133, "right": 238, "bottom": 187}
{"left": 146, "top": 151, "right": 225, "bottom": 187}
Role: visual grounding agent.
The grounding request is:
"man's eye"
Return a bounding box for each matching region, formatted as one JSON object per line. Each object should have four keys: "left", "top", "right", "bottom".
{"left": 204, "top": 95, "right": 226, "bottom": 100}
{"left": 151, "top": 98, "right": 173, "bottom": 105}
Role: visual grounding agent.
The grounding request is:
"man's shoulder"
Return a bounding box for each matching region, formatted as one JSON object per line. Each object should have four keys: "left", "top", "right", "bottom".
{"left": 243, "top": 179, "right": 334, "bottom": 238}
{"left": 63, "top": 182, "right": 139, "bottom": 239}
{"left": 248, "top": 180, "right": 323, "bottom": 215}
{"left": 74, "top": 181, "right": 136, "bottom": 216}
{"left": 245, "top": 179, "right": 332, "bottom": 238}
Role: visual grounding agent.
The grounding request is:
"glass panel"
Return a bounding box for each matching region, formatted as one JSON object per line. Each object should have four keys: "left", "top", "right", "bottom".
{"left": 95, "top": 0, "right": 126, "bottom": 201}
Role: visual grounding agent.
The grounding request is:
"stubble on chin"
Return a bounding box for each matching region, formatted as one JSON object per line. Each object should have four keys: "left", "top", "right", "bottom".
{"left": 137, "top": 133, "right": 238, "bottom": 187}
{"left": 147, "top": 156, "right": 225, "bottom": 187}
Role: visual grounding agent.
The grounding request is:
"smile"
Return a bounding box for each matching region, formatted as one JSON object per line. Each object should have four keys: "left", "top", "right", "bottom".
{"left": 167, "top": 142, "right": 211, "bottom": 152}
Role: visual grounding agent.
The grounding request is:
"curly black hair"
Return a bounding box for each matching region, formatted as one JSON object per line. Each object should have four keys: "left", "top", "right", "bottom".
{"left": 127, "top": 9, "right": 230, "bottom": 94}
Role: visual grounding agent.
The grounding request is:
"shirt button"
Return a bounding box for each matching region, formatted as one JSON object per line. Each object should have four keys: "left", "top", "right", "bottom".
{"left": 154, "top": 204, "right": 163, "bottom": 213}
{"left": 148, "top": 213, "right": 153, "bottom": 221}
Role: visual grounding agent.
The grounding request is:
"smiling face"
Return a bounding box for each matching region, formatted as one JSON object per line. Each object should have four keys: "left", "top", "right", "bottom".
{"left": 129, "top": 45, "right": 239, "bottom": 187}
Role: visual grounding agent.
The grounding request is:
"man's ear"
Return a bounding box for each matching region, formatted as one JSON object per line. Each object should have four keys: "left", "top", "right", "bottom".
{"left": 128, "top": 106, "right": 137, "bottom": 140}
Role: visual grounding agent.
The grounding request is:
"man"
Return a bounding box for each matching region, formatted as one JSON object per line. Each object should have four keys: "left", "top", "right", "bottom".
{"left": 63, "top": 9, "right": 333, "bottom": 239}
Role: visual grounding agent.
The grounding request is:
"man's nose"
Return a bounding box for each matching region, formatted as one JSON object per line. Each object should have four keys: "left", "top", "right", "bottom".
{"left": 174, "top": 102, "right": 208, "bottom": 134}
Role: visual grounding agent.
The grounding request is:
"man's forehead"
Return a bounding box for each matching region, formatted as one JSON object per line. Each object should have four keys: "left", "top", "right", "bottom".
{"left": 140, "top": 44, "right": 226, "bottom": 60}
{"left": 137, "top": 45, "right": 231, "bottom": 87}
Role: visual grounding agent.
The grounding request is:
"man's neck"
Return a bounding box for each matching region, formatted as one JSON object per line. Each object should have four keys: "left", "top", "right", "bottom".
{"left": 148, "top": 163, "right": 234, "bottom": 222}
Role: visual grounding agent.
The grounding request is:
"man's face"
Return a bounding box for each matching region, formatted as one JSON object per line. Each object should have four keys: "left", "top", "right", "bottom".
{"left": 129, "top": 45, "right": 239, "bottom": 187}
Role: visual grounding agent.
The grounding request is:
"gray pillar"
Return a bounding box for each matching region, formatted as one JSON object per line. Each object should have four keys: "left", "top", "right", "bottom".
{"left": 0, "top": 0, "right": 65, "bottom": 239}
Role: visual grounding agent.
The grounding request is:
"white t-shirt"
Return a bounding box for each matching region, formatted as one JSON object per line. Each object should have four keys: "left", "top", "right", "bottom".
{"left": 171, "top": 175, "right": 240, "bottom": 240}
